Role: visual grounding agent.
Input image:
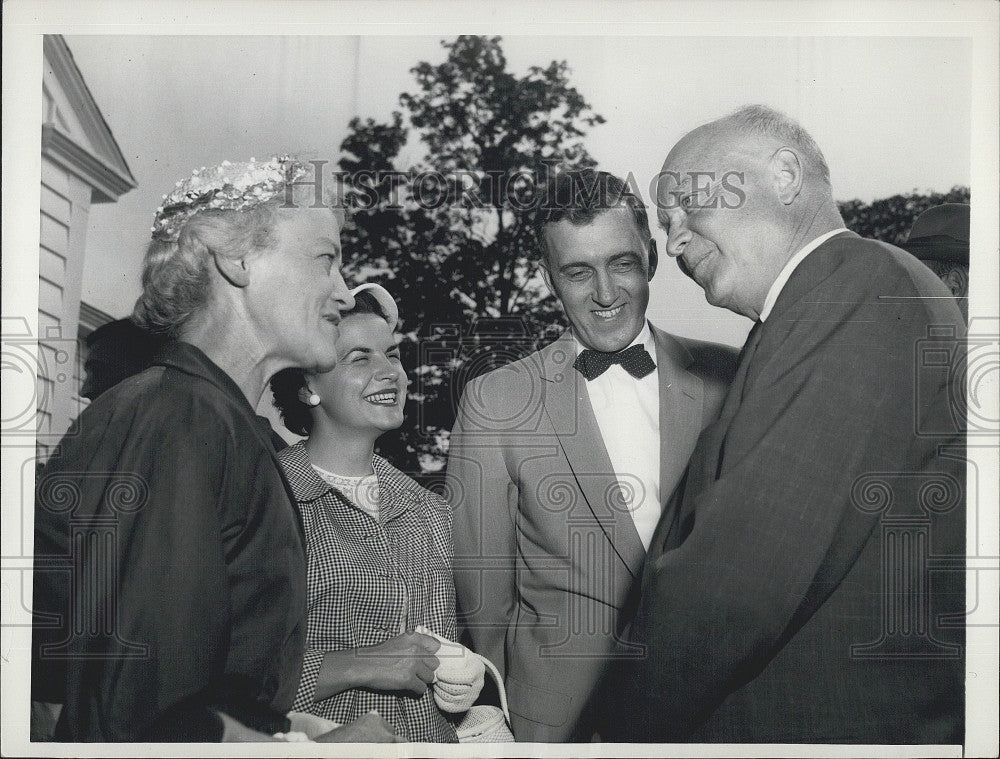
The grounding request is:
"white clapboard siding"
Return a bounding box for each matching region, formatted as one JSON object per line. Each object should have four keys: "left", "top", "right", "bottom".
{"left": 36, "top": 160, "right": 91, "bottom": 457}
{"left": 34, "top": 36, "right": 136, "bottom": 462}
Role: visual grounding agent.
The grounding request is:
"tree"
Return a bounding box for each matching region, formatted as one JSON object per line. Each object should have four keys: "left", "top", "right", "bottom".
{"left": 337, "top": 36, "right": 605, "bottom": 477}
{"left": 838, "top": 187, "right": 970, "bottom": 244}
{"left": 337, "top": 35, "right": 968, "bottom": 479}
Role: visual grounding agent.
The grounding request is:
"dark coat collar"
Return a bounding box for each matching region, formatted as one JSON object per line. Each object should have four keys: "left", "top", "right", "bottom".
{"left": 154, "top": 339, "right": 281, "bottom": 454}
{"left": 154, "top": 340, "right": 253, "bottom": 413}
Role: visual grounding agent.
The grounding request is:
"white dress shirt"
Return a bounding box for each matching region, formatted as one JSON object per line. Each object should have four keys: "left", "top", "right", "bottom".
{"left": 759, "top": 228, "right": 848, "bottom": 322}
{"left": 574, "top": 322, "right": 661, "bottom": 549}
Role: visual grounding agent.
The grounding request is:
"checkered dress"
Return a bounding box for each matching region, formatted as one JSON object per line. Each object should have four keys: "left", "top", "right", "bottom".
{"left": 278, "top": 442, "right": 458, "bottom": 743}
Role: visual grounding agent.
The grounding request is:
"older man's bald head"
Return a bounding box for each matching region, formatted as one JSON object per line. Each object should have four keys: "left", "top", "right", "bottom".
{"left": 662, "top": 105, "right": 832, "bottom": 195}
{"left": 718, "top": 105, "right": 831, "bottom": 185}
{"left": 654, "top": 105, "right": 846, "bottom": 319}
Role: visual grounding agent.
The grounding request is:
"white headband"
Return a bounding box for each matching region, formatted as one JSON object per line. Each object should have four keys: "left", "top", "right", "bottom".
{"left": 349, "top": 283, "right": 399, "bottom": 330}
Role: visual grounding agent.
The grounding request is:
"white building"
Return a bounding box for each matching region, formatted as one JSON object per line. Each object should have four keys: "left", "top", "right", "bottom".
{"left": 37, "top": 35, "right": 136, "bottom": 459}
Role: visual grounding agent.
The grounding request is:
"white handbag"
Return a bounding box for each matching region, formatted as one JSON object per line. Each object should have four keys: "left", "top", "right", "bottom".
{"left": 454, "top": 653, "right": 515, "bottom": 743}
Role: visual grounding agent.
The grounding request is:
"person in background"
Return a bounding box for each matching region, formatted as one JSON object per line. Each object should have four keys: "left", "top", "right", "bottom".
{"left": 80, "top": 318, "right": 167, "bottom": 401}
{"left": 608, "top": 105, "right": 965, "bottom": 743}
{"left": 32, "top": 156, "right": 400, "bottom": 743}
{"left": 270, "top": 283, "right": 472, "bottom": 742}
{"left": 900, "top": 202, "right": 970, "bottom": 322}
{"left": 446, "top": 169, "right": 737, "bottom": 741}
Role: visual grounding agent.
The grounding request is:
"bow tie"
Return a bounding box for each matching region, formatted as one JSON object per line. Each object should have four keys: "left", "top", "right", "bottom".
{"left": 573, "top": 344, "right": 656, "bottom": 381}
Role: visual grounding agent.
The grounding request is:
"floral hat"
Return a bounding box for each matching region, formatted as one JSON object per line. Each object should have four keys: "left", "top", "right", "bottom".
{"left": 151, "top": 156, "right": 312, "bottom": 243}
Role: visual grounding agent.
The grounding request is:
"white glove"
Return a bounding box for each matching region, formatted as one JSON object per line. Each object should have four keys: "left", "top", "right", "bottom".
{"left": 415, "top": 625, "right": 486, "bottom": 713}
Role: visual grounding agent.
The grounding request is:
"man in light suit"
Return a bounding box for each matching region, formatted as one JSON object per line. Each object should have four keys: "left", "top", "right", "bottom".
{"left": 446, "top": 170, "right": 737, "bottom": 741}
{"left": 608, "top": 106, "right": 966, "bottom": 743}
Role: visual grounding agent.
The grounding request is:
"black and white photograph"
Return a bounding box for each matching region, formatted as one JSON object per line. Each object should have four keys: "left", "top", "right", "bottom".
{"left": 2, "top": 0, "right": 998, "bottom": 756}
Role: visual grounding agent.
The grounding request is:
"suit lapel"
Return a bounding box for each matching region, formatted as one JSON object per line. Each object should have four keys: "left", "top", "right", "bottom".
{"left": 539, "top": 332, "right": 644, "bottom": 579}
{"left": 666, "top": 319, "right": 763, "bottom": 551}
{"left": 651, "top": 326, "right": 703, "bottom": 507}
{"left": 655, "top": 236, "right": 854, "bottom": 555}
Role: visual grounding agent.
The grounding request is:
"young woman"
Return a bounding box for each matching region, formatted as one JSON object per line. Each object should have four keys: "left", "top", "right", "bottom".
{"left": 271, "top": 284, "right": 461, "bottom": 742}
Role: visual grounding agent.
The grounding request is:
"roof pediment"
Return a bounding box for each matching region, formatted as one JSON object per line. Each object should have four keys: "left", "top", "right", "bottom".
{"left": 42, "top": 35, "right": 136, "bottom": 203}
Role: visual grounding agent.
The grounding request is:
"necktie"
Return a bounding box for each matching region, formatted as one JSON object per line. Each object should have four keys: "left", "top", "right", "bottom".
{"left": 573, "top": 343, "right": 656, "bottom": 381}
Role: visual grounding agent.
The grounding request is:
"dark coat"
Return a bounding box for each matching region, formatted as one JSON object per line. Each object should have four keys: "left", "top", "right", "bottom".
{"left": 608, "top": 232, "right": 966, "bottom": 744}
{"left": 32, "top": 342, "right": 307, "bottom": 741}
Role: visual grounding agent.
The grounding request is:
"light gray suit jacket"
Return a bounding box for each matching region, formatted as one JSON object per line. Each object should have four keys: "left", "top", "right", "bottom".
{"left": 446, "top": 324, "right": 736, "bottom": 741}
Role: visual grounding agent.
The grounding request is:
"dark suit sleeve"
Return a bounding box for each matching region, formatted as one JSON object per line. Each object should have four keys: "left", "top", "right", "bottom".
{"left": 446, "top": 379, "right": 517, "bottom": 679}
{"left": 614, "top": 254, "right": 964, "bottom": 740}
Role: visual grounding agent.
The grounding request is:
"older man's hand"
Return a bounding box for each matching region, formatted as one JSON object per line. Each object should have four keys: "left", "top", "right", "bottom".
{"left": 314, "top": 711, "right": 404, "bottom": 743}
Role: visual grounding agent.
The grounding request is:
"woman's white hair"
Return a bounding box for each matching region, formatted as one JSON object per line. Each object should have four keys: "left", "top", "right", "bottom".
{"left": 133, "top": 167, "right": 345, "bottom": 337}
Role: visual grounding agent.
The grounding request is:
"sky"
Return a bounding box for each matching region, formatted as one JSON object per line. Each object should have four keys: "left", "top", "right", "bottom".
{"left": 63, "top": 33, "right": 974, "bottom": 348}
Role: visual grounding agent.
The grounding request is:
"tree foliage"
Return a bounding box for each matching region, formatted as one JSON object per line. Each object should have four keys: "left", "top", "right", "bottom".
{"left": 337, "top": 35, "right": 969, "bottom": 478}
{"left": 337, "top": 36, "right": 605, "bottom": 477}
{"left": 838, "top": 186, "right": 970, "bottom": 244}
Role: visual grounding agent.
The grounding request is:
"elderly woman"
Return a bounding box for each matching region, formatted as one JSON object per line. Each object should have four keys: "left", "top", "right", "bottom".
{"left": 270, "top": 284, "right": 475, "bottom": 742}
{"left": 31, "top": 157, "right": 399, "bottom": 743}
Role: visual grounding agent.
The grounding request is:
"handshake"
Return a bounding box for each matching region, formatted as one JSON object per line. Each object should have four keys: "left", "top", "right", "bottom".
{"left": 415, "top": 625, "right": 485, "bottom": 713}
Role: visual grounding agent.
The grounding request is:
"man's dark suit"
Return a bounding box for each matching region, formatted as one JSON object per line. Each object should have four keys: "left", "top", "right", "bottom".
{"left": 609, "top": 232, "right": 966, "bottom": 743}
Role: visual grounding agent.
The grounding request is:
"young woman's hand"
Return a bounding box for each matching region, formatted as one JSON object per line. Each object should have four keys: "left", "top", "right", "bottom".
{"left": 352, "top": 632, "right": 441, "bottom": 695}
{"left": 314, "top": 632, "right": 441, "bottom": 700}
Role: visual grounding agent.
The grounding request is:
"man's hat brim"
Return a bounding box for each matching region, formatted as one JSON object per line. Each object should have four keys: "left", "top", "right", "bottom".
{"left": 899, "top": 236, "right": 969, "bottom": 265}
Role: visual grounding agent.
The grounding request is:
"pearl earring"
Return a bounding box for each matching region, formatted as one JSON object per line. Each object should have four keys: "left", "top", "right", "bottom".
{"left": 298, "top": 387, "right": 321, "bottom": 407}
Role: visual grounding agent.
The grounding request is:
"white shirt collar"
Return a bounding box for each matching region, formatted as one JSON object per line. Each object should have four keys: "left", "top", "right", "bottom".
{"left": 572, "top": 320, "right": 654, "bottom": 358}
{"left": 759, "top": 228, "right": 848, "bottom": 322}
